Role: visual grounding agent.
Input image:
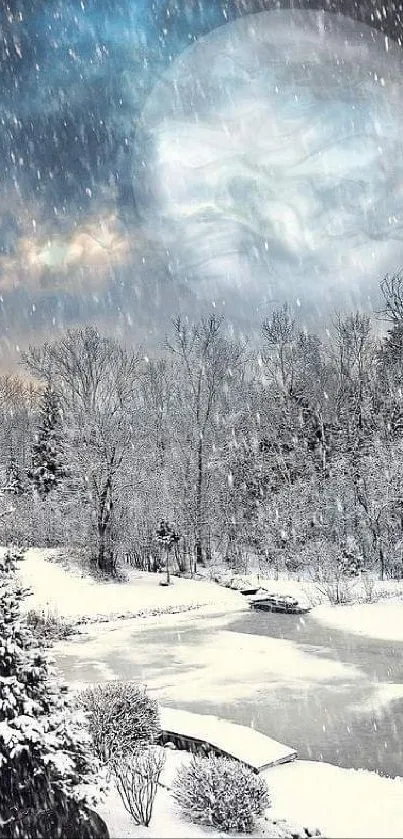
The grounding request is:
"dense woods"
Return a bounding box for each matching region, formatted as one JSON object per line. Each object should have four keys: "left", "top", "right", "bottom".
{"left": 2, "top": 274, "right": 403, "bottom": 582}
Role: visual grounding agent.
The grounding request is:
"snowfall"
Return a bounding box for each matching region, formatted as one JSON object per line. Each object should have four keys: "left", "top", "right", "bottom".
{"left": 14, "top": 549, "right": 403, "bottom": 838}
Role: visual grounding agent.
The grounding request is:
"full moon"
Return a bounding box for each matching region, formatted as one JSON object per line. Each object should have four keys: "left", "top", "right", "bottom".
{"left": 134, "top": 10, "right": 403, "bottom": 313}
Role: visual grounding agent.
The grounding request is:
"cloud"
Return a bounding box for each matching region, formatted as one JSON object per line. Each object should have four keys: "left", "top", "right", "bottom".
{"left": 0, "top": 210, "right": 135, "bottom": 293}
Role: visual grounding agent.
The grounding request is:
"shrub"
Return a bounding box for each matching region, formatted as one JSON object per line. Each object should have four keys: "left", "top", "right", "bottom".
{"left": 80, "top": 681, "right": 160, "bottom": 762}
{"left": 26, "top": 607, "right": 77, "bottom": 643}
{"left": 360, "top": 573, "right": 377, "bottom": 603}
{"left": 314, "top": 576, "right": 357, "bottom": 605}
{"left": 111, "top": 745, "right": 166, "bottom": 826}
{"left": 172, "top": 754, "right": 270, "bottom": 833}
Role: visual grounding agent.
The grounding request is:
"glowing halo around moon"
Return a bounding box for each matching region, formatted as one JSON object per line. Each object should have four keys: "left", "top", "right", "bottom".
{"left": 133, "top": 10, "right": 403, "bottom": 312}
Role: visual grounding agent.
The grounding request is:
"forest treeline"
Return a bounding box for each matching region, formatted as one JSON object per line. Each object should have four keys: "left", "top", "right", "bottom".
{"left": 2, "top": 272, "right": 403, "bottom": 581}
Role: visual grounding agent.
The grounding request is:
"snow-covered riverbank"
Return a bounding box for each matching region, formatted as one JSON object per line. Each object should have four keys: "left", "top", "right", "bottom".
{"left": 18, "top": 549, "right": 403, "bottom": 644}
{"left": 15, "top": 548, "right": 403, "bottom": 838}
{"left": 97, "top": 745, "right": 403, "bottom": 839}
{"left": 314, "top": 599, "right": 403, "bottom": 642}
{"left": 266, "top": 759, "right": 403, "bottom": 839}
{"left": 17, "top": 548, "right": 242, "bottom": 622}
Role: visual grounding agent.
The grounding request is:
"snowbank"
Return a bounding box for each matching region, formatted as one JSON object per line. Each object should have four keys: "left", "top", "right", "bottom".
{"left": 266, "top": 759, "right": 403, "bottom": 839}
{"left": 17, "top": 549, "right": 242, "bottom": 622}
{"left": 159, "top": 706, "right": 297, "bottom": 770}
{"left": 97, "top": 749, "right": 403, "bottom": 839}
{"left": 20, "top": 549, "right": 403, "bottom": 642}
{"left": 313, "top": 600, "right": 403, "bottom": 642}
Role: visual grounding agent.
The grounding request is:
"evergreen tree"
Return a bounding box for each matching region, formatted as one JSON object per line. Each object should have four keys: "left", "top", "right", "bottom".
{"left": 29, "top": 383, "right": 65, "bottom": 499}
{"left": 0, "top": 546, "right": 109, "bottom": 838}
{"left": 3, "top": 455, "right": 24, "bottom": 497}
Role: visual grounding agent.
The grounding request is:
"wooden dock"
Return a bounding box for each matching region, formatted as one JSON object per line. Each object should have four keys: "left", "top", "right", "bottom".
{"left": 159, "top": 707, "right": 297, "bottom": 773}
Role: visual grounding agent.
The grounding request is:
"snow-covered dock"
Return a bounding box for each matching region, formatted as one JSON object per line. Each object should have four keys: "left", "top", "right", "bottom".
{"left": 159, "top": 707, "right": 297, "bottom": 772}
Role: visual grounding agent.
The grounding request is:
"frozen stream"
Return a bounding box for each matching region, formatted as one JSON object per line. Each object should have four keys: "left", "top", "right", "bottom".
{"left": 55, "top": 607, "right": 403, "bottom": 778}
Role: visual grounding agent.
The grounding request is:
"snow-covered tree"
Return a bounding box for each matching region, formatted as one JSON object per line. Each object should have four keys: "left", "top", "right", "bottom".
{"left": 166, "top": 315, "right": 245, "bottom": 568}
{"left": 3, "top": 455, "right": 24, "bottom": 497}
{"left": 28, "top": 383, "right": 65, "bottom": 500}
{"left": 0, "top": 546, "right": 108, "bottom": 838}
{"left": 156, "top": 520, "right": 180, "bottom": 584}
{"left": 24, "top": 328, "right": 143, "bottom": 574}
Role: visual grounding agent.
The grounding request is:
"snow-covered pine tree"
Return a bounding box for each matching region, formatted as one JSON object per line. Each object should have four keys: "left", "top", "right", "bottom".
{"left": 3, "top": 455, "right": 24, "bottom": 497}
{"left": 29, "top": 383, "right": 65, "bottom": 499}
{"left": 0, "top": 546, "right": 109, "bottom": 838}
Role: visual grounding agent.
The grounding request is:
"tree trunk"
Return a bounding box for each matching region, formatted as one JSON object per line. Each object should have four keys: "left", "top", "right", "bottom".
{"left": 195, "top": 436, "right": 204, "bottom": 569}
{"left": 97, "top": 527, "right": 115, "bottom": 574}
{"left": 379, "top": 544, "right": 385, "bottom": 581}
{"left": 96, "top": 477, "right": 115, "bottom": 575}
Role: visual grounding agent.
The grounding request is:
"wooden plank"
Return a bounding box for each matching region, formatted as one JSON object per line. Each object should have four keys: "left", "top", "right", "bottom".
{"left": 159, "top": 707, "right": 297, "bottom": 772}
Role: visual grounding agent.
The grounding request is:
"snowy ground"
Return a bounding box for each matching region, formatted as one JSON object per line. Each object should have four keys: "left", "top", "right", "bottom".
{"left": 16, "top": 548, "right": 242, "bottom": 621}
{"left": 314, "top": 600, "right": 403, "bottom": 642}
{"left": 266, "top": 759, "right": 403, "bottom": 839}
{"left": 97, "top": 748, "right": 403, "bottom": 839}
{"left": 97, "top": 751, "right": 217, "bottom": 839}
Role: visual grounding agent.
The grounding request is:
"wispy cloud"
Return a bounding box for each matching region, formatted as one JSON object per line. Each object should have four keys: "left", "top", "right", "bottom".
{"left": 0, "top": 210, "right": 135, "bottom": 292}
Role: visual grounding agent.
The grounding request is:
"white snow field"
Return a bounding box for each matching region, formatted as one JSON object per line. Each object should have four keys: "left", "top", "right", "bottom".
{"left": 314, "top": 600, "right": 403, "bottom": 642}
{"left": 266, "top": 759, "right": 403, "bottom": 839}
{"left": 17, "top": 548, "right": 241, "bottom": 621}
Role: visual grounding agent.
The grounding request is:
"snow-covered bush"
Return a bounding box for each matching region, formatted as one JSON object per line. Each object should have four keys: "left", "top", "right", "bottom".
{"left": 360, "top": 573, "right": 377, "bottom": 603}
{"left": 173, "top": 754, "right": 270, "bottom": 833}
{"left": 305, "top": 540, "right": 360, "bottom": 605}
{"left": 80, "top": 681, "right": 160, "bottom": 762}
{"left": 111, "top": 745, "right": 165, "bottom": 826}
{"left": 26, "top": 606, "right": 77, "bottom": 643}
{"left": 0, "top": 546, "right": 107, "bottom": 839}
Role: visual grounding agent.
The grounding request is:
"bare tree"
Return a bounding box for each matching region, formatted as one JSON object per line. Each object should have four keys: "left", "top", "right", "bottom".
{"left": 262, "top": 306, "right": 331, "bottom": 480}
{"left": 0, "top": 374, "right": 39, "bottom": 478}
{"left": 167, "top": 315, "right": 245, "bottom": 568}
{"left": 332, "top": 312, "right": 375, "bottom": 445}
{"left": 379, "top": 271, "right": 403, "bottom": 324}
{"left": 22, "top": 327, "right": 142, "bottom": 574}
{"left": 262, "top": 303, "right": 296, "bottom": 393}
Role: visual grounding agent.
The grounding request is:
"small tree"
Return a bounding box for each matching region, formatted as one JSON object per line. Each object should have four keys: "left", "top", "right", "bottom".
{"left": 156, "top": 521, "right": 180, "bottom": 584}
{"left": 0, "top": 546, "right": 107, "bottom": 838}
{"left": 3, "top": 454, "right": 24, "bottom": 497}
{"left": 28, "top": 382, "right": 65, "bottom": 499}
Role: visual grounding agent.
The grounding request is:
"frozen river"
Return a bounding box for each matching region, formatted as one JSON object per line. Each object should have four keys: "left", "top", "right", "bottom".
{"left": 55, "top": 607, "right": 403, "bottom": 778}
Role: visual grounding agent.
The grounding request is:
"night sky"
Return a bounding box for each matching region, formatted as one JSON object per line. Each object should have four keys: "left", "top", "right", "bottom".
{"left": 1, "top": 0, "right": 403, "bottom": 359}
